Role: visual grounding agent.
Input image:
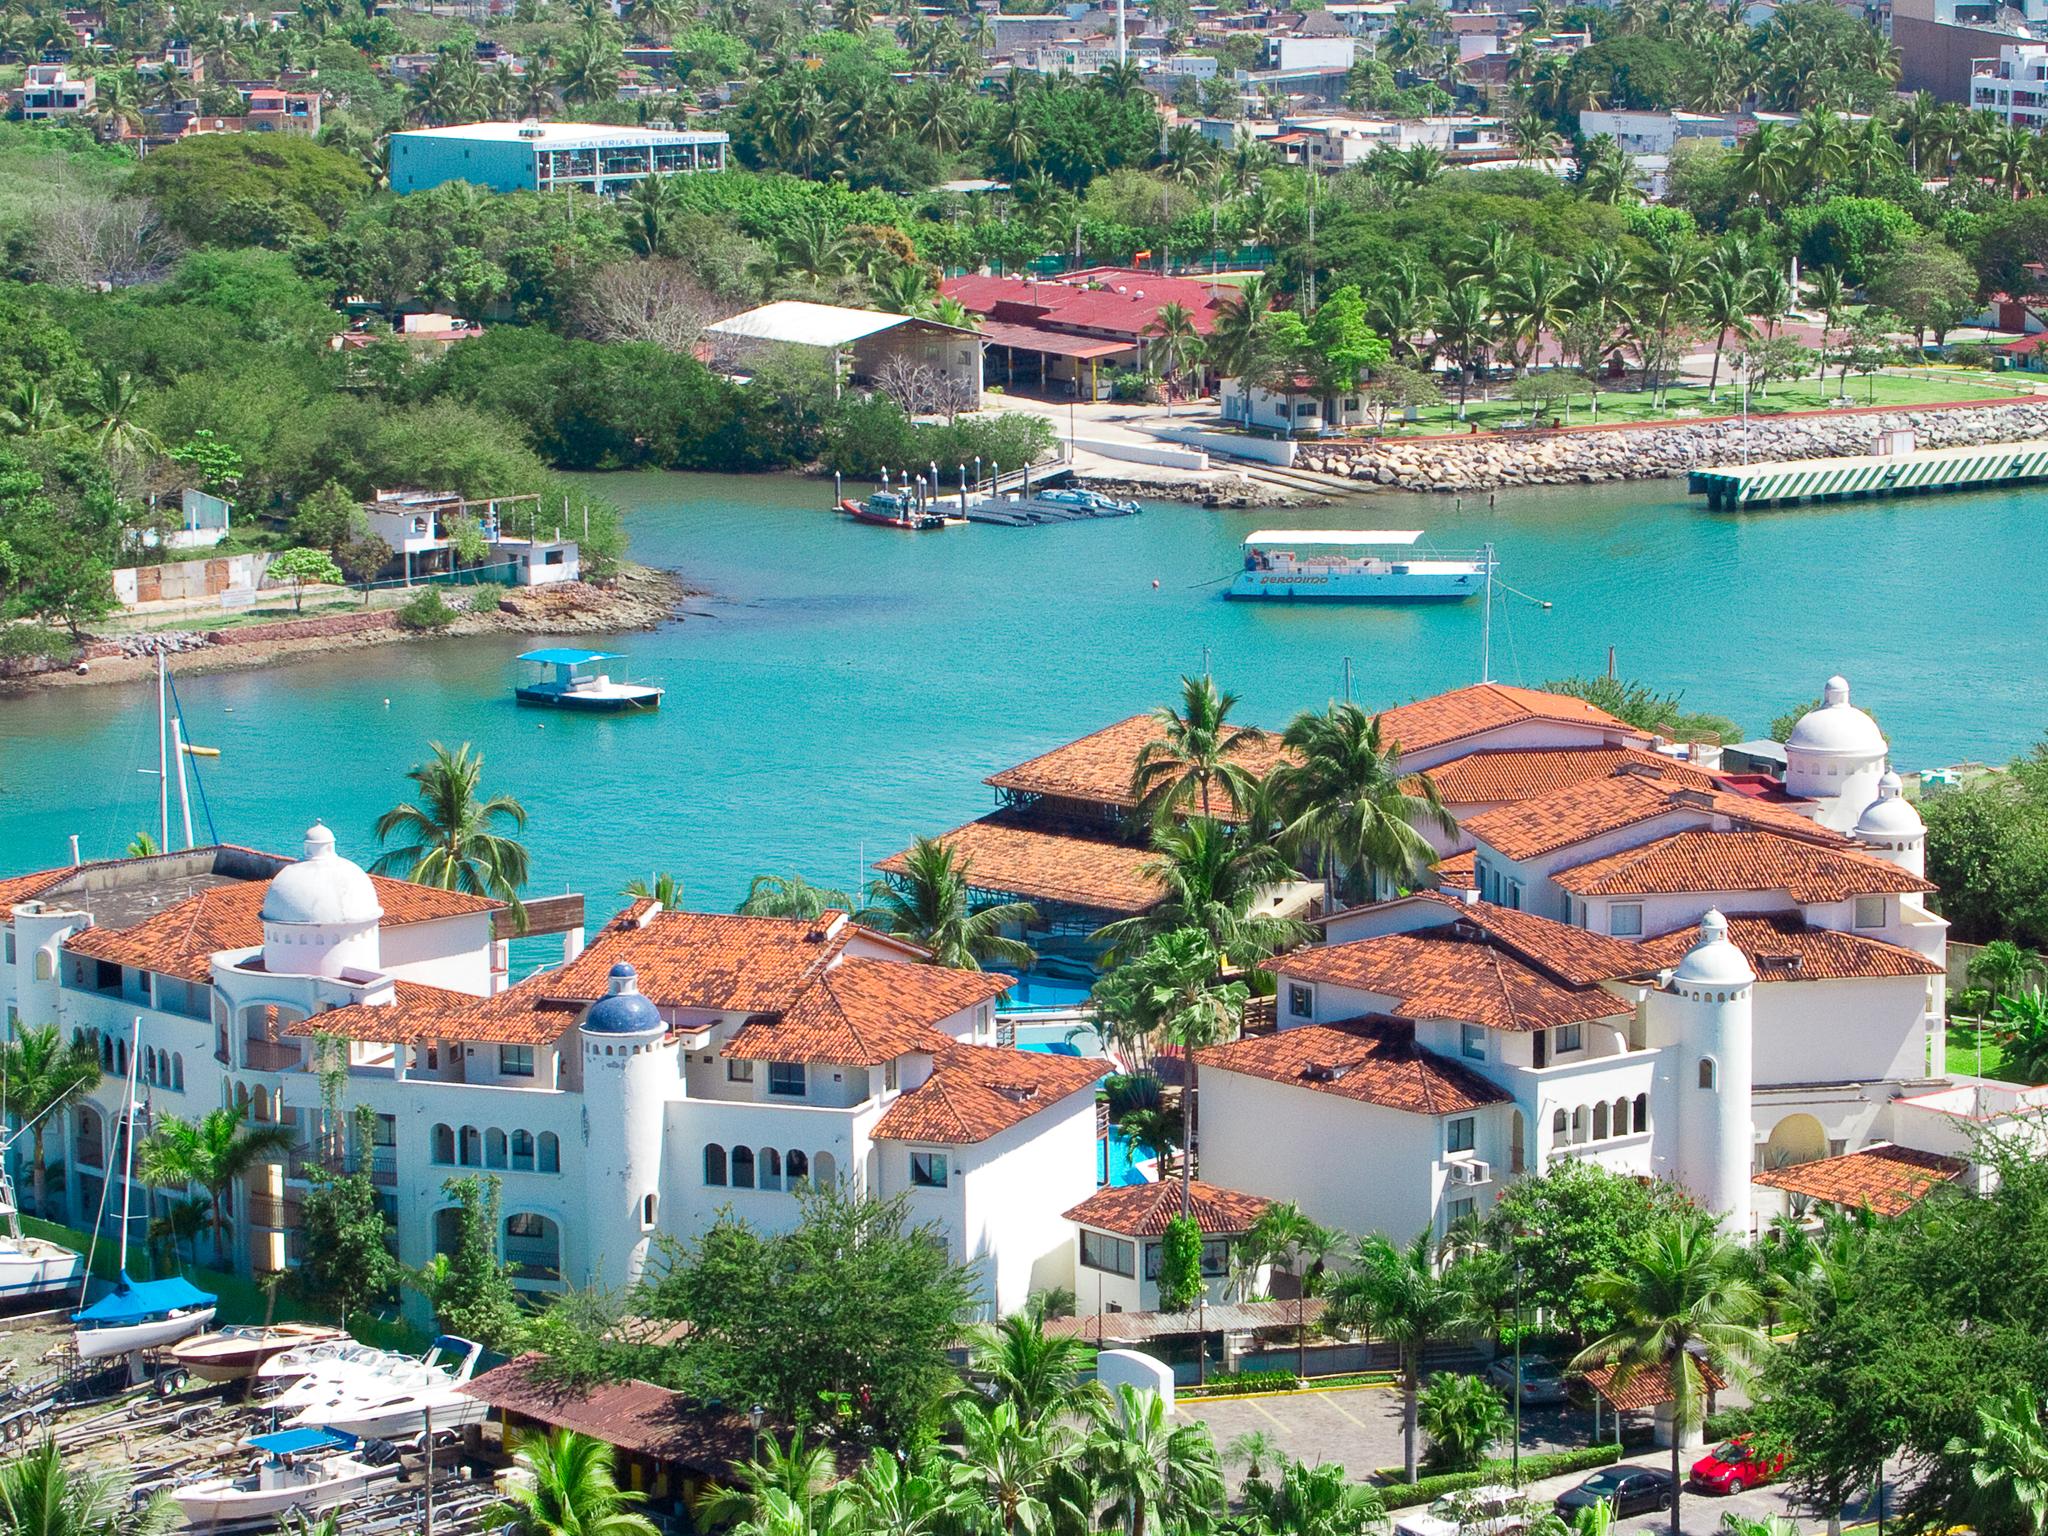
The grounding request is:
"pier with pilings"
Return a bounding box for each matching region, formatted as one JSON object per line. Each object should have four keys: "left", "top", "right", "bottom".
{"left": 1690, "top": 437, "right": 2048, "bottom": 508}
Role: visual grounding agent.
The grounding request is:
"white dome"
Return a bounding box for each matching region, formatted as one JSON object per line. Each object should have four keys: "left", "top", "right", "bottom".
{"left": 1855, "top": 772, "right": 1925, "bottom": 840}
{"left": 1671, "top": 910, "right": 1755, "bottom": 989}
{"left": 1785, "top": 676, "right": 1886, "bottom": 758}
{"left": 261, "top": 823, "right": 383, "bottom": 927}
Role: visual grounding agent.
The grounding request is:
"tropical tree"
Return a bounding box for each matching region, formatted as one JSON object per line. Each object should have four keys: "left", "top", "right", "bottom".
{"left": 1571, "top": 1213, "right": 1767, "bottom": 1536}
{"left": 0, "top": 1023, "right": 102, "bottom": 1219}
{"left": 1803, "top": 266, "right": 1849, "bottom": 389}
{"left": 483, "top": 1430, "right": 660, "bottom": 1536}
{"left": 845, "top": 1451, "right": 979, "bottom": 1536}
{"left": 965, "top": 1314, "right": 1100, "bottom": 1429}
{"left": 737, "top": 873, "right": 859, "bottom": 920}
{"left": 622, "top": 872, "right": 686, "bottom": 909}
{"left": 693, "top": 1432, "right": 843, "bottom": 1534}
{"left": 1698, "top": 266, "right": 1758, "bottom": 402}
{"left": 1969, "top": 940, "right": 2043, "bottom": 1003}
{"left": 1145, "top": 302, "right": 1205, "bottom": 413}
{"left": 1083, "top": 1384, "right": 1224, "bottom": 1536}
{"left": 1327, "top": 1230, "right": 1477, "bottom": 1480}
{"left": 1114, "top": 929, "right": 1244, "bottom": 1216}
{"left": 1132, "top": 675, "right": 1271, "bottom": 825}
{"left": 0, "top": 1437, "right": 177, "bottom": 1536}
{"left": 137, "top": 1104, "right": 296, "bottom": 1269}
{"left": 1433, "top": 284, "right": 1497, "bottom": 418}
{"left": 1273, "top": 703, "right": 1453, "bottom": 907}
{"left": 88, "top": 371, "right": 163, "bottom": 464}
{"left": 1090, "top": 815, "right": 1312, "bottom": 965}
{"left": 1239, "top": 1455, "right": 1384, "bottom": 1536}
{"left": 1991, "top": 991, "right": 2048, "bottom": 1084}
{"left": 147, "top": 1193, "right": 212, "bottom": 1275}
{"left": 371, "top": 742, "right": 531, "bottom": 923}
{"left": 1416, "top": 1372, "right": 1512, "bottom": 1472}
{"left": 1945, "top": 1386, "right": 2048, "bottom": 1536}
{"left": 864, "top": 839, "right": 1035, "bottom": 970}
{"left": 944, "top": 1398, "right": 1075, "bottom": 1536}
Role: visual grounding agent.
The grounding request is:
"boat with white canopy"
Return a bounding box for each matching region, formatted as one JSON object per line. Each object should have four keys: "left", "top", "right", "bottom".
{"left": 1227, "top": 530, "right": 1493, "bottom": 602}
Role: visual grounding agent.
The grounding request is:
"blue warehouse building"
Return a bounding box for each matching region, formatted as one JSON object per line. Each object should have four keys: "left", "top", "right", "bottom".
{"left": 389, "top": 120, "right": 731, "bottom": 196}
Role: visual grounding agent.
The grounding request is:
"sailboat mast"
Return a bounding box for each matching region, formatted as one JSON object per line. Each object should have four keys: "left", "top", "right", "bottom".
{"left": 115, "top": 1014, "right": 142, "bottom": 1277}
{"left": 156, "top": 651, "right": 170, "bottom": 855}
{"left": 1480, "top": 543, "right": 1494, "bottom": 685}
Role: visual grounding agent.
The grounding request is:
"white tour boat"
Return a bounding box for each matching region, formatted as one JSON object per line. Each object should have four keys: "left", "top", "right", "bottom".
{"left": 1226, "top": 530, "right": 1493, "bottom": 602}
{"left": 513, "top": 648, "right": 663, "bottom": 712}
{"left": 171, "top": 1426, "right": 401, "bottom": 1527}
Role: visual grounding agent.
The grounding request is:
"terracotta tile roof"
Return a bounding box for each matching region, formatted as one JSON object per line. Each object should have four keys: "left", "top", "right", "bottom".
{"left": 1375, "top": 684, "right": 1644, "bottom": 757}
{"left": 0, "top": 866, "right": 76, "bottom": 910}
{"left": 462, "top": 1355, "right": 755, "bottom": 1472}
{"left": 1433, "top": 850, "right": 1477, "bottom": 887}
{"left": 1554, "top": 830, "right": 1935, "bottom": 902}
{"left": 1421, "top": 746, "right": 1717, "bottom": 805}
{"left": 284, "top": 977, "right": 579, "bottom": 1047}
{"left": 1579, "top": 1353, "right": 1730, "bottom": 1413}
{"left": 1752, "top": 1144, "right": 1965, "bottom": 1218}
{"left": 1063, "top": 1179, "right": 1271, "bottom": 1238}
{"left": 1198, "top": 1017, "right": 1512, "bottom": 1115}
{"left": 1464, "top": 765, "right": 1845, "bottom": 863}
{"left": 538, "top": 909, "right": 856, "bottom": 1011}
{"left": 1639, "top": 912, "right": 1945, "bottom": 983}
{"left": 871, "top": 1043, "right": 1105, "bottom": 1143}
{"left": 61, "top": 878, "right": 497, "bottom": 983}
{"left": 1042, "top": 1296, "right": 1328, "bottom": 1341}
{"left": 1273, "top": 920, "right": 1634, "bottom": 1030}
{"left": 878, "top": 810, "right": 1164, "bottom": 914}
{"left": 983, "top": 715, "right": 1289, "bottom": 820}
{"left": 721, "top": 957, "right": 1009, "bottom": 1066}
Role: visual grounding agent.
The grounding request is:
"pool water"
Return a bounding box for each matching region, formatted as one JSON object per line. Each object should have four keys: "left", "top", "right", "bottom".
{"left": 1100, "top": 1128, "right": 1154, "bottom": 1188}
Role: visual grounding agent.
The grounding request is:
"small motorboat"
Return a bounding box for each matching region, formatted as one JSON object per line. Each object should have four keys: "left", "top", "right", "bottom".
{"left": 513, "top": 648, "right": 663, "bottom": 712}
{"left": 172, "top": 1427, "right": 401, "bottom": 1527}
{"left": 294, "top": 1336, "right": 488, "bottom": 1441}
{"left": 258, "top": 1338, "right": 383, "bottom": 1389}
{"left": 1006, "top": 486, "right": 1141, "bottom": 520}
{"left": 173, "top": 1323, "right": 348, "bottom": 1383}
{"left": 838, "top": 491, "right": 959, "bottom": 530}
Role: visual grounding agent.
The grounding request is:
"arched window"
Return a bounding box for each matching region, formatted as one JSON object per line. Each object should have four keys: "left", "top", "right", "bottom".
{"left": 1698, "top": 1057, "right": 1718, "bottom": 1091}
{"left": 759, "top": 1148, "right": 782, "bottom": 1192}
{"left": 731, "top": 1145, "right": 755, "bottom": 1189}
{"left": 812, "top": 1151, "right": 836, "bottom": 1185}
{"left": 76, "top": 1106, "right": 104, "bottom": 1169}
{"left": 1551, "top": 1108, "right": 1567, "bottom": 1139}
{"left": 33, "top": 950, "right": 52, "bottom": 982}
{"left": 1593, "top": 1101, "right": 1609, "bottom": 1140}
{"left": 460, "top": 1125, "right": 482, "bottom": 1166}
{"left": 538, "top": 1132, "right": 560, "bottom": 1173}
{"left": 1633, "top": 1093, "right": 1649, "bottom": 1133}
{"left": 485, "top": 1129, "right": 507, "bottom": 1170}
{"left": 235, "top": 1082, "right": 249, "bottom": 1114}
{"left": 642, "top": 1192, "right": 659, "bottom": 1228}
{"left": 786, "top": 1150, "right": 809, "bottom": 1190}
{"left": 503, "top": 1213, "right": 561, "bottom": 1282}
{"left": 100, "top": 1035, "right": 112, "bottom": 1070}
{"left": 173, "top": 1053, "right": 184, "bottom": 1091}
{"left": 116, "top": 1041, "right": 126, "bottom": 1076}
{"left": 1571, "top": 1105, "right": 1588, "bottom": 1144}
{"left": 1614, "top": 1097, "right": 1631, "bottom": 1136}
{"left": 432, "top": 1124, "right": 455, "bottom": 1164}
{"left": 704, "top": 1145, "right": 727, "bottom": 1186}
{"left": 511, "top": 1130, "right": 535, "bottom": 1172}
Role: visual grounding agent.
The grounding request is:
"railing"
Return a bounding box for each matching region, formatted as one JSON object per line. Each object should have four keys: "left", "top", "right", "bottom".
{"left": 244, "top": 1192, "right": 302, "bottom": 1228}
{"left": 242, "top": 1036, "right": 303, "bottom": 1071}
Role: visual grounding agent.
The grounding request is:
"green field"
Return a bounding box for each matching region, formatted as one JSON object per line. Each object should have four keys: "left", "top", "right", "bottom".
{"left": 1946, "top": 1020, "right": 2021, "bottom": 1082}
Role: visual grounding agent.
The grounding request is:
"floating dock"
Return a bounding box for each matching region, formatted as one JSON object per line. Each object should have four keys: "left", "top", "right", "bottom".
{"left": 1690, "top": 439, "right": 2048, "bottom": 508}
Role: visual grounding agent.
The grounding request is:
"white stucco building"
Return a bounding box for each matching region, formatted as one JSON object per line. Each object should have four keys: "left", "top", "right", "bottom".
{"left": 1, "top": 833, "right": 1103, "bottom": 1317}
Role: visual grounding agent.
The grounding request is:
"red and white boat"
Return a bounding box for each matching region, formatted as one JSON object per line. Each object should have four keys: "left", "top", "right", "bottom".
{"left": 838, "top": 491, "right": 960, "bottom": 530}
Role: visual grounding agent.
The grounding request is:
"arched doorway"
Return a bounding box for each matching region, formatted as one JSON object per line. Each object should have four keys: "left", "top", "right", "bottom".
{"left": 1761, "top": 1113, "right": 1828, "bottom": 1171}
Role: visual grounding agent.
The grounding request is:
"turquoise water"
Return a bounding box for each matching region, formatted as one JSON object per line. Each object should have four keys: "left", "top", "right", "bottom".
{"left": 0, "top": 470, "right": 2040, "bottom": 915}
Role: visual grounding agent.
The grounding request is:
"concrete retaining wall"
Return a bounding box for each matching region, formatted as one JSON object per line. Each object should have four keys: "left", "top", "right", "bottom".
{"left": 114, "top": 553, "right": 269, "bottom": 608}
{"left": 1068, "top": 434, "right": 1210, "bottom": 470}
{"left": 1146, "top": 426, "right": 1299, "bottom": 466}
{"left": 1297, "top": 399, "right": 2048, "bottom": 493}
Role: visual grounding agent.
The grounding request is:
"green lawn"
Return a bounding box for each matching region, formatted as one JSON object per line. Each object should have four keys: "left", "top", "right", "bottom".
{"left": 1946, "top": 1020, "right": 2021, "bottom": 1082}
{"left": 1376, "top": 371, "right": 2022, "bottom": 437}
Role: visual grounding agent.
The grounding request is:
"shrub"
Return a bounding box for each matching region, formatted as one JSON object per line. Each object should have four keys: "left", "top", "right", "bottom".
{"left": 1375, "top": 1444, "right": 1623, "bottom": 1506}
{"left": 0, "top": 625, "right": 75, "bottom": 676}
{"left": 465, "top": 585, "right": 504, "bottom": 616}
{"left": 1704, "top": 1406, "right": 1752, "bottom": 1441}
{"left": 1418, "top": 1372, "right": 1511, "bottom": 1472}
{"left": 1184, "top": 1368, "right": 1299, "bottom": 1397}
{"left": 1946, "top": 343, "right": 1994, "bottom": 370}
{"left": 396, "top": 589, "right": 456, "bottom": 631}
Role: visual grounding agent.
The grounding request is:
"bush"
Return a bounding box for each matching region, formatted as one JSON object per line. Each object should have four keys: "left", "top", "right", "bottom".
{"left": 1945, "top": 343, "right": 1995, "bottom": 370}
{"left": 1183, "top": 1368, "right": 1299, "bottom": 1397}
{"left": 396, "top": 589, "right": 457, "bottom": 631}
{"left": 1375, "top": 1445, "right": 1623, "bottom": 1507}
{"left": 465, "top": 585, "right": 504, "bottom": 616}
{"left": 0, "top": 624, "right": 75, "bottom": 676}
{"left": 1704, "top": 1406, "right": 1752, "bottom": 1441}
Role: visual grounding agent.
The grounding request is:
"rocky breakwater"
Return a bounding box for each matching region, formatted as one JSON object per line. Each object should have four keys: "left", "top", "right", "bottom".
{"left": 1298, "top": 400, "right": 2048, "bottom": 494}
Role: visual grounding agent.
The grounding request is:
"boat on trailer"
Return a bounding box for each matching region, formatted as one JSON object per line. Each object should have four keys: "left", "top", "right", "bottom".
{"left": 0, "top": 1138, "right": 82, "bottom": 1304}
{"left": 1226, "top": 530, "right": 1493, "bottom": 602}
{"left": 171, "top": 1426, "right": 401, "bottom": 1527}
{"left": 513, "top": 649, "right": 663, "bottom": 712}
{"left": 172, "top": 1322, "right": 349, "bottom": 1384}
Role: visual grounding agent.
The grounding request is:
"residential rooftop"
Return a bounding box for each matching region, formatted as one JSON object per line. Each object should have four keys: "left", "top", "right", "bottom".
{"left": 1199, "top": 1016, "right": 1513, "bottom": 1115}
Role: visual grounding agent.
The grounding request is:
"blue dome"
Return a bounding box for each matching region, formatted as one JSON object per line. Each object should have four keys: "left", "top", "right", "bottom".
{"left": 582, "top": 962, "right": 663, "bottom": 1035}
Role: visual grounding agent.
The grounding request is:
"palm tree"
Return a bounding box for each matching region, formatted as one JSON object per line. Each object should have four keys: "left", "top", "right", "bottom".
{"left": 622, "top": 872, "right": 685, "bottom": 909}
{"left": 1571, "top": 1213, "right": 1766, "bottom": 1536}
{"left": 1969, "top": 939, "right": 2043, "bottom": 1003}
{"left": 0, "top": 380, "right": 66, "bottom": 439}
{"left": 147, "top": 1192, "right": 211, "bottom": 1274}
{"left": 1115, "top": 1102, "right": 1183, "bottom": 1177}
{"left": 1145, "top": 302, "right": 1204, "bottom": 412}
{"left": 846, "top": 1451, "right": 978, "bottom": 1536}
{"left": 1495, "top": 253, "right": 1573, "bottom": 376}
{"left": 1083, "top": 1384, "right": 1223, "bottom": 1536}
{"left": 1698, "top": 266, "right": 1757, "bottom": 402}
{"left": 1946, "top": 1386, "right": 2048, "bottom": 1536}
{"left": 1239, "top": 1456, "right": 1385, "bottom": 1536}
{"left": 1991, "top": 991, "right": 2048, "bottom": 1084}
{"left": 1434, "top": 284, "right": 1497, "bottom": 418}
{"left": 965, "top": 1314, "right": 1100, "bottom": 1428}
{"left": 1273, "top": 703, "right": 1453, "bottom": 907}
{"left": 483, "top": 1430, "right": 659, "bottom": 1536}
{"left": 1735, "top": 122, "right": 1796, "bottom": 207}
{"left": 945, "top": 1398, "right": 1075, "bottom": 1536}
{"left": 85, "top": 370, "right": 159, "bottom": 464}
{"left": 1208, "top": 275, "right": 1273, "bottom": 379}
{"left": 1090, "top": 816, "right": 1312, "bottom": 966}
{"left": 0, "top": 1024, "right": 102, "bottom": 1219}
{"left": 736, "top": 873, "right": 858, "bottom": 920}
{"left": 864, "top": 839, "right": 1035, "bottom": 970}
{"left": 1416, "top": 1371, "right": 1511, "bottom": 1472}
{"left": 1119, "top": 929, "right": 1244, "bottom": 1217}
{"left": 371, "top": 742, "right": 531, "bottom": 925}
{"left": 137, "top": 1104, "right": 296, "bottom": 1270}
{"left": 0, "top": 1437, "right": 177, "bottom": 1536}
{"left": 1804, "top": 266, "right": 1849, "bottom": 391}
{"left": 694, "top": 1432, "right": 842, "bottom": 1533}
{"left": 1132, "top": 675, "right": 1270, "bottom": 825}
{"left": 1327, "top": 1230, "right": 1477, "bottom": 1481}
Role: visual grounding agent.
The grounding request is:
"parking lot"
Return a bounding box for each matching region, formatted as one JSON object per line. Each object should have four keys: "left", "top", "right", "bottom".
{"left": 1179, "top": 1383, "right": 1888, "bottom": 1536}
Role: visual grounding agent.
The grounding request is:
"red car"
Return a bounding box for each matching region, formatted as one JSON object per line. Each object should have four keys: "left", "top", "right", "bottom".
{"left": 1690, "top": 1438, "right": 1789, "bottom": 1495}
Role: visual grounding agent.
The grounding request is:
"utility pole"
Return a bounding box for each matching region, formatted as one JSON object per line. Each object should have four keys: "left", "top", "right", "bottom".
{"left": 423, "top": 1402, "right": 435, "bottom": 1536}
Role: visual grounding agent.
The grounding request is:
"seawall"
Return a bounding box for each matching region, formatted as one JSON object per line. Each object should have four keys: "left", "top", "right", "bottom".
{"left": 1297, "top": 398, "right": 2048, "bottom": 494}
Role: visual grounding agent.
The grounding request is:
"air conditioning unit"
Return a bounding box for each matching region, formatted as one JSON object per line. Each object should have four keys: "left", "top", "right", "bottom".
{"left": 1448, "top": 1159, "right": 1491, "bottom": 1187}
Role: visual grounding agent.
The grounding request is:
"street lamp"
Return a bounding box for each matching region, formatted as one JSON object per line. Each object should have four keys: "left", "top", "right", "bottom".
{"left": 750, "top": 1403, "right": 765, "bottom": 1456}
{"left": 1511, "top": 1255, "right": 1524, "bottom": 1486}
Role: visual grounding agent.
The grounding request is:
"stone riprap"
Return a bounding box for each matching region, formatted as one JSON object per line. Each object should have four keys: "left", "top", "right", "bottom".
{"left": 1294, "top": 400, "right": 2048, "bottom": 493}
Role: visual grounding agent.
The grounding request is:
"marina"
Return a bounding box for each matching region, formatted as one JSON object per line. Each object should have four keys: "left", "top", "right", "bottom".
{"left": 1689, "top": 436, "right": 2048, "bottom": 508}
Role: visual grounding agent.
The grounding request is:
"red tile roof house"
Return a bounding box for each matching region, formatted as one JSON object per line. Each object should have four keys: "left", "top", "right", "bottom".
{"left": 941, "top": 267, "right": 1237, "bottom": 399}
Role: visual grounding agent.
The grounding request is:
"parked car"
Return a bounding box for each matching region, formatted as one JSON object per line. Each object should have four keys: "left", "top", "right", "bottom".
{"left": 1554, "top": 1467, "right": 1675, "bottom": 1519}
{"left": 1395, "top": 1486, "right": 1530, "bottom": 1536}
{"left": 1690, "top": 1438, "right": 1789, "bottom": 1495}
{"left": 1485, "top": 1356, "right": 1571, "bottom": 1406}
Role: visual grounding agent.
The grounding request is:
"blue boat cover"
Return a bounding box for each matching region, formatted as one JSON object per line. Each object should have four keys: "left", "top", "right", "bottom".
{"left": 72, "top": 1272, "right": 217, "bottom": 1326}
{"left": 517, "top": 648, "right": 619, "bottom": 666}
{"left": 247, "top": 1427, "right": 357, "bottom": 1457}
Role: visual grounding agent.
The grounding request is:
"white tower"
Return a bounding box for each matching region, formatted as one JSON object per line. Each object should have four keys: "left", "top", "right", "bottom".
{"left": 1854, "top": 772, "right": 1927, "bottom": 881}
{"left": 578, "top": 962, "right": 673, "bottom": 1289}
{"left": 260, "top": 823, "right": 383, "bottom": 978}
{"left": 1782, "top": 676, "right": 1888, "bottom": 832}
{"left": 1660, "top": 910, "right": 1755, "bottom": 1237}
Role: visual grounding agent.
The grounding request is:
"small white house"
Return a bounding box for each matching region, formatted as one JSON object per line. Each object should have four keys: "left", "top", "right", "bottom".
{"left": 498, "top": 536, "right": 580, "bottom": 586}
{"left": 1220, "top": 376, "right": 1368, "bottom": 436}
{"left": 1066, "top": 1178, "right": 1274, "bottom": 1315}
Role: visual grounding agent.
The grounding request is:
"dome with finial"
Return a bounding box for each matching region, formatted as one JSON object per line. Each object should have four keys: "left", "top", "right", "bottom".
{"left": 582, "top": 962, "right": 663, "bottom": 1035}
{"left": 1855, "top": 771, "right": 1925, "bottom": 840}
{"left": 261, "top": 822, "right": 382, "bottom": 927}
{"left": 1671, "top": 909, "right": 1755, "bottom": 990}
{"left": 1785, "top": 675, "right": 1886, "bottom": 759}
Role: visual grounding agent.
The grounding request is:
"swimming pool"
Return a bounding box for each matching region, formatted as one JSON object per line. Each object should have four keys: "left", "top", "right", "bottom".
{"left": 994, "top": 969, "right": 1098, "bottom": 1010}
{"left": 1100, "top": 1129, "right": 1153, "bottom": 1187}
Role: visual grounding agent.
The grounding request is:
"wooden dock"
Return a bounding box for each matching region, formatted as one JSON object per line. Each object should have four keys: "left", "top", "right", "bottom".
{"left": 1690, "top": 439, "right": 2048, "bottom": 508}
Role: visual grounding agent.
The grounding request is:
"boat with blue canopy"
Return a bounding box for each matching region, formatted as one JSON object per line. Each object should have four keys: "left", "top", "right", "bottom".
{"left": 513, "top": 648, "right": 664, "bottom": 712}
{"left": 73, "top": 1273, "right": 218, "bottom": 1359}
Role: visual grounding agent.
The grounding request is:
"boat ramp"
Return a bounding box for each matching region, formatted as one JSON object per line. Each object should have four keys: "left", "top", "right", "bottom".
{"left": 1690, "top": 437, "right": 2048, "bottom": 508}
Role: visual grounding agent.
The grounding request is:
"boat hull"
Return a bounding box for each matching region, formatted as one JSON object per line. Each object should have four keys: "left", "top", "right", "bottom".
{"left": 174, "top": 1325, "right": 347, "bottom": 1383}
{"left": 323, "top": 1391, "right": 489, "bottom": 1441}
{"left": 514, "top": 685, "right": 662, "bottom": 712}
{"left": 76, "top": 1305, "right": 216, "bottom": 1360}
{"left": 0, "top": 1242, "right": 83, "bottom": 1300}
{"left": 1226, "top": 571, "right": 1483, "bottom": 601}
{"left": 172, "top": 1460, "right": 398, "bottom": 1526}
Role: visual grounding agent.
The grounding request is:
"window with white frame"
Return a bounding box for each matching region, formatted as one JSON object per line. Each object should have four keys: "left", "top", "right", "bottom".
{"left": 1854, "top": 895, "right": 1886, "bottom": 929}
{"left": 1447, "top": 1116, "right": 1476, "bottom": 1153}
{"left": 1609, "top": 903, "right": 1643, "bottom": 937}
{"left": 1554, "top": 1023, "right": 1582, "bottom": 1054}
{"left": 1461, "top": 1023, "right": 1486, "bottom": 1061}
{"left": 727, "top": 1058, "right": 754, "bottom": 1083}
{"left": 1080, "top": 1230, "right": 1135, "bottom": 1275}
{"left": 909, "top": 1150, "right": 948, "bottom": 1188}
{"left": 1447, "top": 1196, "right": 1476, "bottom": 1226}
